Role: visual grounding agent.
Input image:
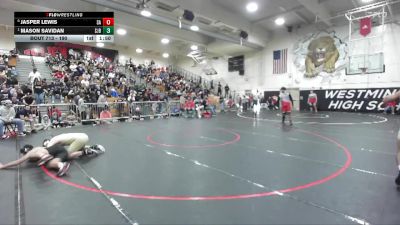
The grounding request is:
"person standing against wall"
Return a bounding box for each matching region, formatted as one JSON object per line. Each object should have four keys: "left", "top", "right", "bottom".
{"left": 307, "top": 90, "right": 318, "bottom": 113}
{"left": 224, "top": 84, "right": 229, "bottom": 98}
{"left": 217, "top": 82, "right": 222, "bottom": 96}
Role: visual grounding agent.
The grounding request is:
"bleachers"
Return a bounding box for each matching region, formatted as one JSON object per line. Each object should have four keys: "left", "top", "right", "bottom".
{"left": 16, "top": 55, "right": 34, "bottom": 84}
{"left": 32, "top": 56, "right": 52, "bottom": 81}
{"left": 16, "top": 56, "right": 52, "bottom": 84}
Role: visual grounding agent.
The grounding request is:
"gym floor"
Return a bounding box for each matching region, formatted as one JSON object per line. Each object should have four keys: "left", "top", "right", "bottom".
{"left": 1, "top": 110, "right": 400, "bottom": 225}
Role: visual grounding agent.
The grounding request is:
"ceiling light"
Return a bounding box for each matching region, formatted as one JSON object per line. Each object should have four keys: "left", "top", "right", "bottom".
{"left": 161, "top": 38, "right": 170, "bottom": 44}
{"left": 141, "top": 10, "right": 152, "bottom": 17}
{"left": 190, "top": 45, "right": 198, "bottom": 51}
{"left": 96, "top": 42, "right": 104, "bottom": 47}
{"left": 116, "top": 28, "right": 127, "bottom": 35}
{"left": 246, "top": 2, "right": 258, "bottom": 12}
{"left": 190, "top": 25, "right": 199, "bottom": 31}
{"left": 136, "top": 48, "right": 143, "bottom": 53}
{"left": 162, "top": 53, "right": 169, "bottom": 58}
{"left": 275, "top": 17, "right": 285, "bottom": 26}
{"left": 361, "top": 0, "right": 373, "bottom": 3}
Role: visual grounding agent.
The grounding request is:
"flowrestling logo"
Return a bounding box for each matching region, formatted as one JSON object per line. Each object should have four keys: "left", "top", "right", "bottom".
{"left": 300, "top": 88, "right": 399, "bottom": 112}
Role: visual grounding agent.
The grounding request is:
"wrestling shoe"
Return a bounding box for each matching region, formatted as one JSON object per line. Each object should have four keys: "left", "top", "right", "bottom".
{"left": 57, "top": 162, "right": 71, "bottom": 177}
{"left": 83, "top": 144, "right": 106, "bottom": 156}
{"left": 1, "top": 135, "right": 9, "bottom": 139}
{"left": 37, "top": 154, "right": 54, "bottom": 166}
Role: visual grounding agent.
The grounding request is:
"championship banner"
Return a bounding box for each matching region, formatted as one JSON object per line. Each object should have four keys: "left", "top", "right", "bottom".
{"left": 15, "top": 42, "right": 118, "bottom": 61}
{"left": 360, "top": 17, "right": 372, "bottom": 37}
{"left": 300, "top": 88, "right": 399, "bottom": 112}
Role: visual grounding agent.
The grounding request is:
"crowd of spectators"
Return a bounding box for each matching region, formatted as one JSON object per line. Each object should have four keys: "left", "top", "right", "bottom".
{"left": 0, "top": 48, "right": 236, "bottom": 139}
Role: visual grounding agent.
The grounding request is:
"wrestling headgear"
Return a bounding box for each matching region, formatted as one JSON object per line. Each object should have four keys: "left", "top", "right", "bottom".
{"left": 20, "top": 144, "right": 34, "bottom": 154}
{"left": 43, "top": 139, "right": 50, "bottom": 147}
{"left": 91, "top": 144, "right": 106, "bottom": 153}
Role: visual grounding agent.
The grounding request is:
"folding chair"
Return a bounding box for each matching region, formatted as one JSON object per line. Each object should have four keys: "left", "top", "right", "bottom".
{"left": 185, "top": 109, "right": 195, "bottom": 118}
{"left": 4, "top": 122, "right": 17, "bottom": 138}
{"left": 202, "top": 110, "right": 212, "bottom": 119}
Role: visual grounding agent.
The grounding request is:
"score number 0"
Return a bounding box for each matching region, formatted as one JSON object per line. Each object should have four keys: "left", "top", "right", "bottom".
{"left": 102, "top": 18, "right": 114, "bottom": 26}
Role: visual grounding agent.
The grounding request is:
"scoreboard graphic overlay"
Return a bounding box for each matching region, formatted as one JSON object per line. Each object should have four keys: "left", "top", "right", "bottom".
{"left": 14, "top": 12, "right": 114, "bottom": 43}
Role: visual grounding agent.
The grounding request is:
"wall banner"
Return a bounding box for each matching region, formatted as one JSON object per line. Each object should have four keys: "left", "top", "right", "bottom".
{"left": 300, "top": 88, "right": 399, "bottom": 112}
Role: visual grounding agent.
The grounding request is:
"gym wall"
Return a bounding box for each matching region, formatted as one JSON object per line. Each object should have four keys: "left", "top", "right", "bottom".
{"left": 177, "top": 14, "right": 400, "bottom": 95}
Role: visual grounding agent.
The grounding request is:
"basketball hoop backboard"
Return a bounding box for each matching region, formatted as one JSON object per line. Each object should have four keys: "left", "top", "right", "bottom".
{"left": 346, "top": 53, "right": 384, "bottom": 75}
{"left": 345, "top": 2, "right": 386, "bottom": 75}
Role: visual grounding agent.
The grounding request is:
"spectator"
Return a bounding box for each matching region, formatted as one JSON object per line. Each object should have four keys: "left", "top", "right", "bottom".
{"left": 267, "top": 97, "right": 274, "bottom": 110}
{"left": 224, "top": 84, "right": 229, "bottom": 98}
{"left": 53, "top": 70, "right": 64, "bottom": 79}
{"left": 82, "top": 72, "right": 91, "bottom": 81}
{"left": 127, "top": 90, "right": 136, "bottom": 103}
{"left": 48, "top": 106, "right": 62, "bottom": 118}
{"left": 15, "top": 85, "right": 24, "bottom": 100}
{"left": 208, "top": 97, "right": 217, "bottom": 115}
{"left": 92, "top": 70, "right": 100, "bottom": 78}
{"left": 249, "top": 95, "right": 254, "bottom": 109}
{"left": 39, "top": 114, "right": 51, "bottom": 130}
{"left": 69, "top": 62, "right": 78, "bottom": 75}
{"left": 50, "top": 110, "right": 61, "bottom": 128}
{"left": 179, "top": 94, "right": 185, "bottom": 111}
{"left": 185, "top": 97, "right": 195, "bottom": 113}
{"left": 220, "top": 96, "right": 225, "bottom": 112}
{"left": 0, "top": 57, "right": 5, "bottom": 68}
{"left": 9, "top": 67, "right": 18, "bottom": 77}
{"left": 76, "top": 63, "right": 85, "bottom": 76}
{"left": 48, "top": 81, "right": 61, "bottom": 103}
{"left": 1, "top": 83, "right": 9, "bottom": 99}
{"left": 97, "top": 91, "right": 108, "bottom": 113}
{"left": 64, "top": 110, "right": 78, "bottom": 127}
{"left": 0, "top": 69, "right": 7, "bottom": 82}
{"left": 0, "top": 100, "right": 26, "bottom": 138}
{"left": 108, "top": 71, "right": 115, "bottom": 79}
{"left": 384, "top": 101, "right": 397, "bottom": 115}
{"left": 22, "top": 91, "right": 35, "bottom": 106}
{"left": 73, "top": 94, "right": 85, "bottom": 120}
{"left": 217, "top": 82, "right": 222, "bottom": 96}
{"left": 16, "top": 105, "right": 37, "bottom": 133}
{"left": 110, "top": 88, "right": 118, "bottom": 97}
{"left": 81, "top": 77, "right": 90, "bottom": 88}
{"left": 99, "top": 106, "right": 112, "bottom": 124}
{"left": 195, "top": 97, "right": 204, "bottom": 118}
{"left": 33, "top": 78, "right": 45, "bottom": 104}
{"left": 10, "top": 93, "right": 22, "bottom": 105}
{"left": 28, "top": 68, "right": 41, "bottom": 84}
